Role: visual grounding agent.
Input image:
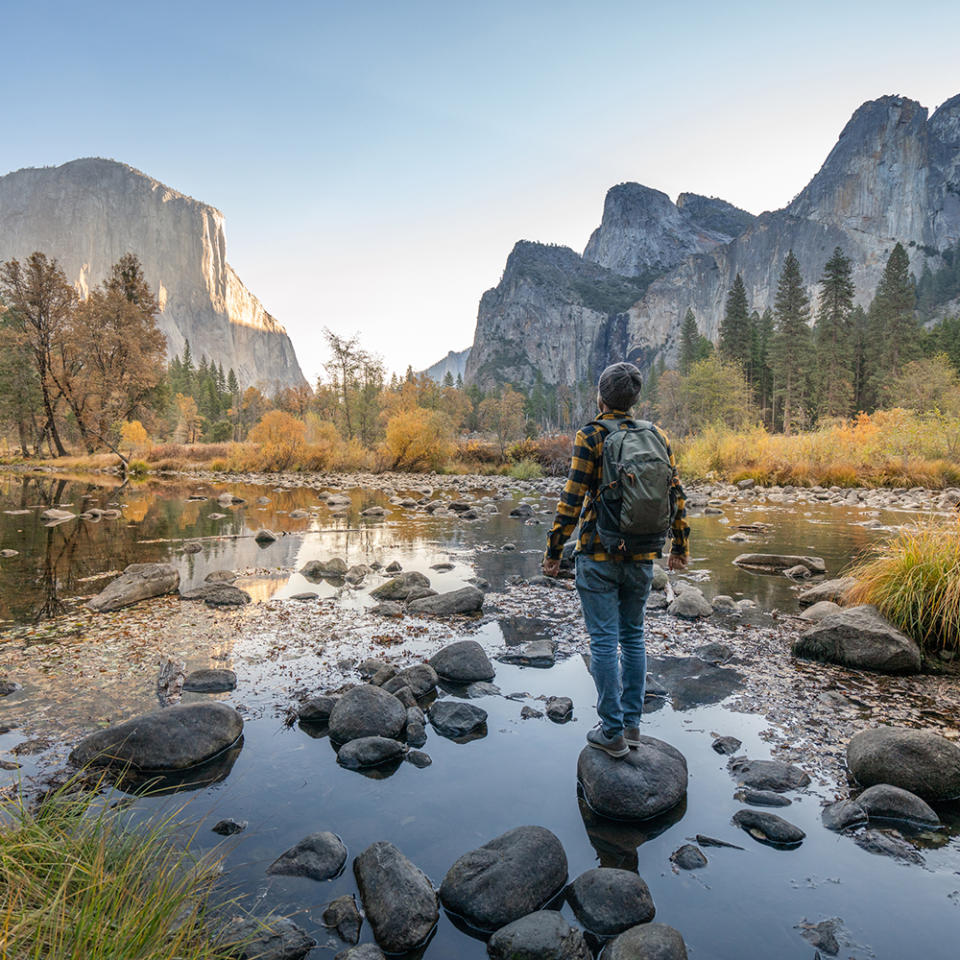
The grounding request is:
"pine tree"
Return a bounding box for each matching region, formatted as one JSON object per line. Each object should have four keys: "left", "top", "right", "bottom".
{"left": 814, "top": 247, "right": 855, "bottom": 418}
{"left": 751, "top": 308, "right": 775, "bottom": 421}
{"left": 679, "top": 308, "right": 700, "bottom": 374}
{"left": 770, "top": 251, "right": 811, "bottom": 434}
{"left": 849, "top": 306, "right": 870, "bottom": 412}
{"left": 719, "top": 274, "right": 752, "bottom": 370}
{"left": 456, "top": 372, "right": 464, "bottom": 390}
{"left": 443, "top": 370, "right": 454, "bottom": 388}
{"left": 867, "top": 242, "right": 919, "bottom": 404}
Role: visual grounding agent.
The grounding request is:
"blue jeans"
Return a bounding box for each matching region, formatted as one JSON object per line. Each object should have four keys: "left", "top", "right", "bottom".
{"left": 575, "top": 555, "right": 654, "bottom": 737}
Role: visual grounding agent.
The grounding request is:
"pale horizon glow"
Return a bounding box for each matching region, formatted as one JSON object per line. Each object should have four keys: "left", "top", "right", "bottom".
{"left": 2, "top": 0, "right": 959, "bottom": 384}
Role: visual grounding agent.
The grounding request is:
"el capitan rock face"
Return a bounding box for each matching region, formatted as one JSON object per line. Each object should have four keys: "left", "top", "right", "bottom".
{"left": 0, "top": 158, "right": 305, "bottom": 389}
{"left": 466, "top": 93, "right": 960, "bottom": 389}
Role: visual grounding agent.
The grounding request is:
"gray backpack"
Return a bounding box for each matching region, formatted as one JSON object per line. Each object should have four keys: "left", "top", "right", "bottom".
{"left": 589, "top": 417, "right": 676, "bottom": 554}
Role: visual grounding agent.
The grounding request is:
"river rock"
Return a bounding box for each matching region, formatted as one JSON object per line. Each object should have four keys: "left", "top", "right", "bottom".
{"left": 353, "top": 841, "right": 438, "bottom": 954}
{"left": 728, "top": 757, "right": 810, "bottom": 792}
{"left": 500, "top": 639, "right": 557, "bottom": 668}
{"left": 267, "top": 831, "right": 347, "bottom": 881}
{"left": 793, "top": 605, "right": 921, "bottom": 673}
{"left": 822, "top": 798, "right": 868, "bottom": 831}
{"left": 734, "top": 553, "right": 826, "bottom": 575}
{"left": 40, "top": 508, "right": 76, "bottom": 524}
{"left": 0, "top": 549, "right": 19, "bottom": 558}
{"left": 487, "top": 910, "right": 590, "bottom": 960}
{"left": 183, "top": 668, "right": 237, "bottom": 692}
{"left": 848, "top": 726, "right": 960, "bottom": 800}
{"left": 183, "top": 540, "right": 202, "bottom": 553}
{"left": 370, "top": 601, "right": 403, "bottom": 617}
{"left": 799, "top": 600, "right": 842, "bottom": 622}
{"left": 212, "top": 818, "right": 248, "bottom": 835}
{"left": 567, "top": 868, "right": 655, "bottom": 935}
{"left": 0, "top": 679, "right": 20, "bottom": 697}
{"left": 180, "top": 583, "right": 252, "bottom": 608}
{"left": 797, "top": 577, "right": 856, "bottom": 607}
{"left": 254, "top": 529, "right": 278, "bottom": 544}
{"left": 668, "top": 587, "right": 712, "bottom": 619}
{"left": 440, "top": 825, "right": 567, "bottom": 932}
{"left": 407, "top": 586, "right": 484, "bottom": 615}
{"left": 70, "top": 701, "right": 242, "bottom": 771}
{"left": 370, "top": 571, "right": 431, "bottom": 601}
{"left": 734, "top": 788, "right": 791, "bottom": 807}
{"left": 328, "top": 685, "right": 406, "bottom": 744}
{"left": 670, "top": 844, "right": 707, "bottom": 870}
{"left": 87, "top": 563, "right": 180, "bottom": 612}
{"left": 334, "top": 945, "right": 384, "bottom": 960}
{"left": 301, "top": 558, "right": 348, "bottom": 580}
{"left": 578, "top": 737, "right": 687, "bottom": 820}
{"left": 651, "top": 565, "right": 668, "bottom": 590}
{"left": 603, "top": 923, "right": 688, "bottom": 960}
{"left": 711, "top": 736, "right": 742, "bottom": 755}
{"left": 298, "top": 696, "right": 337, "bottom": 722}
{"left": 405, "top": 749, "right": 431, "bottom": 767}
{"left": 546, "top": 696, "right": 573, "bottom": 722}
{"left": 338, "top": 736, "right": 405, "bottom": 769}
{"left": 218, "top": 914, "right": 315, "bottom": 960}
{"left": 429, "top": 640, "right": 496, "bottom": 682}
{"left": 323, "top": 894, "right": 362, "bottom": 945}
{"left": 205, "top": 569, "right": 237, "bottom": 583}
{"left": 428, "top": 700, "right": 487, "bottom": 739}
{"left": 856, "top": 784, "right": 940, "bottom": 825}
{"left": 383, "top": 663, "right": 438, "bottom": 699}
{"left": 732, "top": 809, "right": 805, "bottom": 846}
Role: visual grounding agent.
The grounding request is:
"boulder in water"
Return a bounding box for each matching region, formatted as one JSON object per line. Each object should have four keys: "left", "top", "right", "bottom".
{"left": 70, "top": 701, "right": 242, "bottom": 771}
{"left": 87, "top": 563, "right": 180, "bottom": 612}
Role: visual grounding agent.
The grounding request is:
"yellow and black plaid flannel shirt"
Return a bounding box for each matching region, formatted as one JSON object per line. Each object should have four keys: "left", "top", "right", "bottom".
{"left": 545, "top": 411, "right": 690, "bottom": 562}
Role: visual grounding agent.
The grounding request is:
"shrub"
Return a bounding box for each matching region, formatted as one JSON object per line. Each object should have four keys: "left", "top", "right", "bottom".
{"left": 846, "top": 522, "right": 960, "bottom": 656}
{"left": 0, "top": 778, "right": 237, "bottom": 959}
{"left": 382, "top": 406, "right": 454, "bottom": 471}
{"left": 126, "top": 459, "right": 149, "bottom": 477}
{"left": 508, "top": 458, "right": 543, "bottom": 480}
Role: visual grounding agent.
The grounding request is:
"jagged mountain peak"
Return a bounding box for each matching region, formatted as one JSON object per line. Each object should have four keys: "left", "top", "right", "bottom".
{"left": 583, "top": 180, "right": 731, "bottom": 278}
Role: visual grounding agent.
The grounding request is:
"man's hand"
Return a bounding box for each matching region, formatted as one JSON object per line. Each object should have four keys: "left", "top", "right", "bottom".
{"left": 668, "top": 553, "right": 688, "bottom": 572}
{"left": 543, "top": 557, "right": 561, "bottom": 578}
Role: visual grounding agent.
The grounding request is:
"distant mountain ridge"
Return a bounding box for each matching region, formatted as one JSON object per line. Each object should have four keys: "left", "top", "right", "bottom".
{"left": 422, "top": 347, "right": 471, "bottom": 382}
{"left": 464, "top": 92, "right": 960, "bottom": 389}
{"left": 0, "top": 158, "right": 306, "bottom": 389}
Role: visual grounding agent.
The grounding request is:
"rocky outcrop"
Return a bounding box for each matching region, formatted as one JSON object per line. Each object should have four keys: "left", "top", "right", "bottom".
{"left": 464, "top": 241, "right": 651, "bottom": 390}
{"left": 464, "top": 93, "right": 960, "bottom": 387}
{"left": 0, "top": 158, "right": 305, "bottom": 389}
{"left": 584, "top": 183, "right": 734, "bottom": 276}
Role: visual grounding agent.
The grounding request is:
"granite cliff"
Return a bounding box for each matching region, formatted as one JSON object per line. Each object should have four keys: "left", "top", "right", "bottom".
{"left": 466, "top": 93, "right": 960, "bottom": 387}
{"left": 0, "top": 158, "right": 306, "bottom": 389}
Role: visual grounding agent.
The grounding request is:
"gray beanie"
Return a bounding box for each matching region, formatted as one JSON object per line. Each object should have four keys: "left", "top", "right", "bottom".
{"left": 598, "top": 361, "right": 643, "bottom": 411}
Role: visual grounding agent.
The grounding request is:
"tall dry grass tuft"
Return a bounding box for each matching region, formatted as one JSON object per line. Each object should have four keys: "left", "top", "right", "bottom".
{"left": 846, "top": 521, "right": 960, "bottom": 655}
{"left": 0, "top": 777, "right": 239, "bottom": 960}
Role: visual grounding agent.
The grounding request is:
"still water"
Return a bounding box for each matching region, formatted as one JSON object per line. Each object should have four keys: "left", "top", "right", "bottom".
{"left": 0, "top": 472, "right": 957, "bottom": 959}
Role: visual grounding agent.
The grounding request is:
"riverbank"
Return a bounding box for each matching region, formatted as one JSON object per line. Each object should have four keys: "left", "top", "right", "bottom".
{"left": 2, "top": 469, "right": 960, "bottom": 959}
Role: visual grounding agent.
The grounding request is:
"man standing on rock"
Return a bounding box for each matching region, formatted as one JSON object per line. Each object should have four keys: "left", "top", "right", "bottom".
{"left": 543, "top": 361, "right": 689, "bottom": 758}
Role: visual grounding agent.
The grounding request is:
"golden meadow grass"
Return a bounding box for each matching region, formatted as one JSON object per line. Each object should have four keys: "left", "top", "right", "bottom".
{"left": 845, "top": 521, "right": 960, "bottom": 656}
{"left": 0, "top": 777, "right": 239, "bottom": 960}
{"left": 678, "top": 410, "right": 960, "bottom": 488}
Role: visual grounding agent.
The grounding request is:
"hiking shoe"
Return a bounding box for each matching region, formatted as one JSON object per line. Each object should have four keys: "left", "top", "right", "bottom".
{"left": 586, "top": 727, "right": 629, "bottom": 758}
{"left": 624, "top": 726, "right": 642, "bottom": 747}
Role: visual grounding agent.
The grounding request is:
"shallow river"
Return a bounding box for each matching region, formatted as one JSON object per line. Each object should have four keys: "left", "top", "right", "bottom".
{"left": 0, "top": 472, "right": 958, "bottom": 959}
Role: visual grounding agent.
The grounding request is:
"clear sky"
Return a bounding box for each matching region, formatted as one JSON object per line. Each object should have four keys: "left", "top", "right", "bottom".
{"left": 3, "top": 0, "right": 959, "bottom": 383}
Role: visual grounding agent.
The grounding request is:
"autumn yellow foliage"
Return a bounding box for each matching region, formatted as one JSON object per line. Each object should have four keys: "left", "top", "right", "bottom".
{"left": 382, "top": 406, "right": 454, "bottom": 470}
{"left": 678, "top": 409, "right": 960, "bottom": 488}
